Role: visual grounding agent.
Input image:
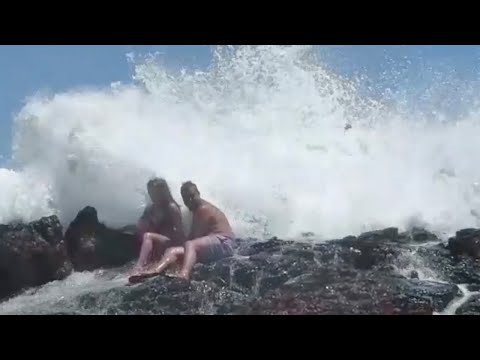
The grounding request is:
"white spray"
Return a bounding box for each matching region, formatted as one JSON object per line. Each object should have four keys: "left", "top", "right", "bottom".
{"left": 1, "top": 45, "right": 480, "bottom": 240}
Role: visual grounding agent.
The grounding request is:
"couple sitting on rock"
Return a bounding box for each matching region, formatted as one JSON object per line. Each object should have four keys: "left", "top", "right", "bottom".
{"left": 129, "top": 178, "right": 235, "bottom": 283}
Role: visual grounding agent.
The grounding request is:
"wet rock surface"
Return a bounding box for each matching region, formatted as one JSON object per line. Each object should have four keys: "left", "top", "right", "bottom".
{"left": 0, "top": 216, "right": 72, "bottom": 300}
{"left": 456, "top": 294, "right": 480, "bottom": 315}
{"left": 45, "top": 226, "right": 478, "bottom": 315}
{"left": 414, "top": 245, "right": 480, "bottom": 286}
{"left": 448, "top": 229, "right": 480, "bottom": 259}
{"left": 3, "top": 207, "right": 480, "bottom": 315}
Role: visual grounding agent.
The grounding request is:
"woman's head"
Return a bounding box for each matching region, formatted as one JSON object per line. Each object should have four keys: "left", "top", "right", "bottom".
{"left": 147, "top": 178, "right": 175, "bottom": 206}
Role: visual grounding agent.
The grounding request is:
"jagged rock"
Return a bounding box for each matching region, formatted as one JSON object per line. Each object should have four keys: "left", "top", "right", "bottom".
{"left": 408, "top": 228, "right": 440, "bottom": 243}
{"left": 72, "top": 276, "right": 251, "bottom": 315}
{"left": 357, "top": 227, "right": 399, "bottom": 242}
{"left": 414, "top": 245, "right": 480, "bottom": 285}
{"left": 456, "top": 295, "right": 480, "bottom": 315}
{"left": 327, "top": 235, "right": 400, "bottom": 271}
{"left": 393, "top": 279, "right": 460, "bottom": 312}
{"left": 467, "top": 284, "right": 480, "bottom": 292}
{"left": 236, "top": 270, "right": 394, "bottom": 315}
{"left": 25, "top": 227, "right": 458, "bottom": 315}
{"left": 232, "top": 271, "right": 456, "bottom": 315}
{"left": 64, "top": 207, "right": 138, "bottom": 272}
{"left": 4, "top": 223, "right": 480, "bottom": 315}
{"left": 448, "top": 229, "right": 480, "bottom": 259}
{"left": 0, "top": 216, "right": 72, "bottom": 300}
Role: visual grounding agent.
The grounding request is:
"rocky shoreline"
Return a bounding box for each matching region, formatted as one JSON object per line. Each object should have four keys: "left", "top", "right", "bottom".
{"left": 1, "top": 206, "right": 480, "bottom": 314}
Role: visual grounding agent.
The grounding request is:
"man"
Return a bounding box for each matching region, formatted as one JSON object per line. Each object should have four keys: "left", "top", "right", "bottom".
{"left": 131, "top": 178, "right": 185, "bottom": 274}
{"left": 128, "top": 181, "right": 234, "bottom": 283}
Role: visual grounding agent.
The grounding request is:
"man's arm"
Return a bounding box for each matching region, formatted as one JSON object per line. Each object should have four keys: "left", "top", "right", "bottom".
{"left": 188, "top": 211, "right": 199, "bottom": 240}
{"left": 168, "top": 204, "right": 186, "bottom": 243}
{"left": 189, "top": 206, "right": 214, "bottom": 239}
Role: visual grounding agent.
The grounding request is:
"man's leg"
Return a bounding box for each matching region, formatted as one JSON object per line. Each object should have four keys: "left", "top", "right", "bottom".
{"left": 177, "top": 236, "right": 217, "bottom": 280}
{"left": 135, "top": 232, "right": 171, "bottom": 269}
{"left": 152, "top": 246, "right": 185, "bottom": 274}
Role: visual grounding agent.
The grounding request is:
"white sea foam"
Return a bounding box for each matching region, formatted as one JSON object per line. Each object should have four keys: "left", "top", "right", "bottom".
{"left": 1, "top": 45, "right": 480, "bottom": 240}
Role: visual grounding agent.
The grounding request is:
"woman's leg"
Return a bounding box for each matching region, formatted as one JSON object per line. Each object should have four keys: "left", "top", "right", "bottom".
{"left": 128, "top": 246, "right": 184, "bottom": 283}
{"left": 135, "top": 232, "right": 171, "bottom": 269}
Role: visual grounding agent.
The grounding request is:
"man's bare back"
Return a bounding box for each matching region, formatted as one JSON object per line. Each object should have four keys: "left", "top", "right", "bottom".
{"left": 189, "top": 200, "right": 234, "bottom": 240}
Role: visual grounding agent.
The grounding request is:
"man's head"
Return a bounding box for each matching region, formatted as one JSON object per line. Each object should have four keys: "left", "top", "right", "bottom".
{"left": 147, "top": 178, "right": 173, "bottom": 206}
{"left": 181, "top": 181, "right": 201, "bottom": 211}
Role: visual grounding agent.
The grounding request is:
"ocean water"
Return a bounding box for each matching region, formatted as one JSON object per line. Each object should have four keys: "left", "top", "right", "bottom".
{"left": 1, "top": 45, "right": 480, "bottom": 241}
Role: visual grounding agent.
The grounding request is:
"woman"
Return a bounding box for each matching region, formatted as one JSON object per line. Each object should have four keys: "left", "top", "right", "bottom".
{"left": 133, "top": 178, "right": 185, "bottom": 273}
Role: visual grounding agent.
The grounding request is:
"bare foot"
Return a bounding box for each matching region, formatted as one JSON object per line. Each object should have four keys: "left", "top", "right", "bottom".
{"left": 174, "top": 271, "right": 190, "bottom": 281}
{"left": 127, "top": 266, "right": 144, "bottom": 277}
{"left": 127, "top": 270, "right": 139, "bottom": 278}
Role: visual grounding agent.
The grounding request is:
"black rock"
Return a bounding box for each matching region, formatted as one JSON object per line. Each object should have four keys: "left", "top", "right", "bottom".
{"left": 408, "top": 228, "right": 439, "bottom": 243}
{"left": 333, "top": 240, "right": 400, "bottom": 271}
{"left": 235, "top": 271, "right": 433, "bottom": 315}
{"left": 40, "top": 234, "right": 438, "bottom": 315}
{"left": 448, "top": 229, "right": 480, "bottom": 259}
{"left": 239, "top": 238, "right": 291, "bottom": 256}
{"left": 456, "top": 295, "right": 480, "bottom": 315}
{"left": 415, "top": 245, "right": 480, "bottom": 285}
{"left": 64, "top": 206, "right": 138, "bottom": 271}
{"left": 357, "top": 227, "right": 399, "bottom": 243}
{"left": 5, "top": 221, "right": 480, "bottom": 315}
{"left": 467, "top": 284, "right": 480, "bottom": 292}
{"left": 0, "top": 216, "right": 72, "bottom": 300}
{"left": 73, "top": 275, "right": 251, "bottom": 315}
{"left": 393, "top": 279, "right": 459, "bottom": 312}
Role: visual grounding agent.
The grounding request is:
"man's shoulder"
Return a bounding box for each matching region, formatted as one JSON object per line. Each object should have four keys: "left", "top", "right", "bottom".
{"left": 194, "top": 202, "right": 212, "bottom": 216}
{"left": 200, "top": 200, "right": 217, "bottom": 210}
{"left": 198, "top": 201, "right": 225, "bottom": 216}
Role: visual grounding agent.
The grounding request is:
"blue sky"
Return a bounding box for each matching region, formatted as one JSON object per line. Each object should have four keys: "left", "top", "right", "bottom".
{"left": 0, "top": 45, "right": 211, "bottom": 165}
{"left": 1, "top": 45, "right": 480, "bottom": 167}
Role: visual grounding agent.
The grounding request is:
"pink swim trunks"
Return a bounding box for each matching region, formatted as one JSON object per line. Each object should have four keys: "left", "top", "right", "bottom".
{"left": 197, "top": 234, "right": 235, "bottom": 264}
